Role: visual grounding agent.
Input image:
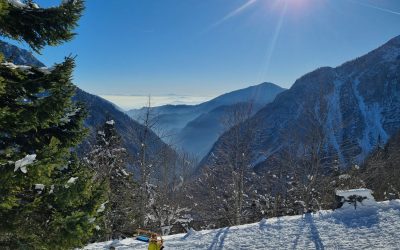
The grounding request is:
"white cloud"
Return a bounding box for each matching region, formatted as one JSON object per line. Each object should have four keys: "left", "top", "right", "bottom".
{"left": 99, "top": 95, "right": 215, "bottom": 110}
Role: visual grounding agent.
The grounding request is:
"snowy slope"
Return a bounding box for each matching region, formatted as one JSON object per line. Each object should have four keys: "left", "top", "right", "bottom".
{"left": 206, "top": 35, "right": 400, "bottom": 170}
{"left": 85, "top": 199, "right": 400, "bottom": 250}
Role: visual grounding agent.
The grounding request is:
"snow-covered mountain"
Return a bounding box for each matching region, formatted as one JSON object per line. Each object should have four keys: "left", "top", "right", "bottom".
{"left": 206, "top": 35, "right": 400, "bottom": 170}
{"left": 85, "top": 198, "right": 400, "bottom": 249}
{"left": 0, "top": 41, "right": 44, "bottom": 67}
{"left": 127, "top": 82, "right": 285, "bottom": 157}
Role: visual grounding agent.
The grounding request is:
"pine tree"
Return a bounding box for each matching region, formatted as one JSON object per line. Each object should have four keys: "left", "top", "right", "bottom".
{"left": 0, "top": 0, "right": 107, "bottom": 248}
{"left": 86, "top": 120, "right": 138, "bottom": 240}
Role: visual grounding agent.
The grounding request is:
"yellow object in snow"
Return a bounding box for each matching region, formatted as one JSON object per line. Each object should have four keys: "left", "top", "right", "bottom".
{"left": 148, "top": 240, "right": 163, "bottom": 250}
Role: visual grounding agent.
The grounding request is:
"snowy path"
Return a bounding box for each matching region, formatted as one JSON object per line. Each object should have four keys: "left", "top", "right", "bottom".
{"left": 85, "top": 200, "right": 400, "bottom": 250}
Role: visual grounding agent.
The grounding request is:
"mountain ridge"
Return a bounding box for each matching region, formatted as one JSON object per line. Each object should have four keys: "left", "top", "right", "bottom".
{"left": 127, "top": 82, "right": 285, "bottom": 157}
{"left": 205, "top": 35, "right": 400, "bottom": 170}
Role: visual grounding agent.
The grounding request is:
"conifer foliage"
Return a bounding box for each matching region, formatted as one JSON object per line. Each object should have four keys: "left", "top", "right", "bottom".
{"left": 0, "top": 0, "right": 106, "bottom": 248}
{"left": 0, "top": 0, "right": 84, "bottom": 52}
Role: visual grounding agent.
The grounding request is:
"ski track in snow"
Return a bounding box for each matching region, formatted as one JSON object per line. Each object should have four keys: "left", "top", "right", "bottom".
{"left": 85, "top": 200, "right": 400, "bottom": 250}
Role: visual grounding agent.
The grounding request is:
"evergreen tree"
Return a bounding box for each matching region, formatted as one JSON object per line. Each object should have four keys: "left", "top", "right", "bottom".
{"left": 0, "top": 0, "right": 107, "bottom": 248}
{"left": 0, "top": 0, "right": 84, "bottom": 52}
{"left": 86, "top": 120, "right": 138, "bottom": 240}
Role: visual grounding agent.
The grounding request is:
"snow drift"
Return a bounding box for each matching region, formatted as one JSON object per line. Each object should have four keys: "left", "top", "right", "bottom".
{"left": 85, "top": 198, "right": 400, "bottom": 249}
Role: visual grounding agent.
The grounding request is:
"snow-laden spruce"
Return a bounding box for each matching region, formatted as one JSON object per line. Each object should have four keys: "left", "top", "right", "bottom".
{"left": 85, "top": 198, "right": 400, "bottom": 249}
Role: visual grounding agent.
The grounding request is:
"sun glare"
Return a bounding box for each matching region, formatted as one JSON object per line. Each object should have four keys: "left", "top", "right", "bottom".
{"left": 282, "top": 0, "right": 312, "bottom": 10}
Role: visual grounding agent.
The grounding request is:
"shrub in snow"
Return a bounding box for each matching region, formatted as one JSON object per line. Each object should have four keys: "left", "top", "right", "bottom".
{"left": 335, "top": 189, "right": 376, "bottom": 209}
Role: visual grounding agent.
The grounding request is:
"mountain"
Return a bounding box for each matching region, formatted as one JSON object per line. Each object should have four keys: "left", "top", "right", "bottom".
{"left": 176, "top": 102, "right": 265, "bottom": 157}
{"left": 206, "top": 35, "right": 400, "bottom": 170}
{"left": 127, "top": 82, "right": 285, "bottom": 157}
{"left": 0, "top": 40, "right": 168, "bottom": 159}
{"left": 0, "top": 41, "right": 44, "bottom": 67}
{"left": 73, "top": 89, "right": 166, "bottom": 157}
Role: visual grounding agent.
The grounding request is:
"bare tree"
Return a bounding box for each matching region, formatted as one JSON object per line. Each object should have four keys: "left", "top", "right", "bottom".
{"left": 133, "top": 96, "right": 194, "bottom": 232}
{"left": 199, "top": 102, "right": 260, "bottom": 225}
{"left": 85, "top": 120, "right": 137, "bottom": 240}
{"left": 362, "top": 131, "right": 400, "bottom": 200}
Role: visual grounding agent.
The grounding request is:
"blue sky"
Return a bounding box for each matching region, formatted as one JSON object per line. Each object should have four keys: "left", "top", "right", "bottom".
{"left": 10, "top": 0, "right": 400, "bottom": 99}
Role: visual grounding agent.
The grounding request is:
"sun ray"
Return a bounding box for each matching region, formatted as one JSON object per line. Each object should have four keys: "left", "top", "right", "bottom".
{"left": 257, "top": 0, "right": 289, "bottom": 83}
{"left": 347, "top": 0, "right": 400, "bottom": 16}
{"left": 203, "top": 0, "right": 258, "bottom": 33}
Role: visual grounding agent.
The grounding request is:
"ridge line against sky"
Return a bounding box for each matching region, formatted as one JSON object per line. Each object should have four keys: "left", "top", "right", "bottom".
{"left": 4, "top": 0, "right": 400, "bottom": 103}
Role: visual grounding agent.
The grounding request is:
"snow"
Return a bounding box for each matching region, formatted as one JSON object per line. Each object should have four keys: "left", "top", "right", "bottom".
{"left": 62, "top": 0, "right": 77, "bottom": 5}
{"left": 325, "top": 79, "right": 345, "bottom": 163}
{"left": 34, "top": 184, "right": 45, "bottom": 190}
{"left": 35, "top": 184, "right": 45, "bottom": 194}
{"left": 37, "top": 67, "right": 53, "bottom": 75}
{"left": 67, "top": 177, "right": 78, "bottom": 184}
{"left": 336, "top": 188, "right": 376, "bottom": 208}
{"left": 7, "top": 0, "right": 26, "bottom": 8}
{"left": 106, "top": 120, "right": 115, "bottom": 125}
{"left": 121, "top": 169, "right": 129, "bottom": 176}
{"left": 338, "top": 174, "right": 351, "bottom": 180}
{"left": 65, "top": 177, "right": 78, "bottom": 188}
{"left": 14, "top": 154, "right": 36, "bottom": 173}
{"left": 2, "top": 62, "right": 31, "bottom": 71}
{"left": 8, "top": 0, "right": 75, "bottom": 8}
{"left": 2, "top": 62, "right": 53, "bottom": 74}
{"left": 60, "top": 108, "right": 81, "bottom": 124}
{"left": 85, "top": 199, "right": 400, "bottom": 250}
{"left": 97, "top": 201, "right": 108, "bottom": 213}
{"left": 352, "top": 78, "right": 388, "bottom": 161}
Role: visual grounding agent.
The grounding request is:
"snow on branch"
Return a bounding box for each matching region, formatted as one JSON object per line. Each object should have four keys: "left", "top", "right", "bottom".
{"left": 65, "top": 177, "right": 78, "bottom": 188}
{"left": 1, "top": 62, "right": 54, "bottom": 75}
{"left": 14, "top": 154, "right": 36, "bottom": 173}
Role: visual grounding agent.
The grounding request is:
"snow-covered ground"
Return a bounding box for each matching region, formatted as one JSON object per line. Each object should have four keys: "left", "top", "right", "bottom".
{"left": 85, "top": 199, "right": 400, "bottom": 249}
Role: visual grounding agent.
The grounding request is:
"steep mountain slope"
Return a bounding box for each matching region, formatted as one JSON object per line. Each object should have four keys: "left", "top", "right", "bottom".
{"left": 176, "top": 102, "right": 264, "bottom": 157}
{"left": 207, "top": 35, "right": 400, "bottom": 170}
{"left": 0, "top": 41, "right": 44, "bottom": 67}
{"left": 128, "top": 82, "right": 285, "bottom": 157}
{"left": 73, "top": 89, "right": 166, "bottom": 156}
{"left": 0, "top": 40, "right": 168, "bottom": 159}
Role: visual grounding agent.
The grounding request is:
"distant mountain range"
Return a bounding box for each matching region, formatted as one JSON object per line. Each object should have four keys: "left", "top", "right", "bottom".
{"left": 205, "top": 35, "right": 400, "bottom": 171}
{"left": 127, "top": 82, "right": 285, "bottom": 157}
{"left": 0, "top": 41, "right": 167, "bottom": 159}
